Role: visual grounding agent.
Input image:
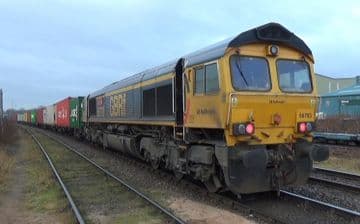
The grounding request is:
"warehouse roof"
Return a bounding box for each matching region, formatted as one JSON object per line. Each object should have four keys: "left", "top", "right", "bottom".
{"left": 322, "top": 84, "right": 360, "bottom": 97}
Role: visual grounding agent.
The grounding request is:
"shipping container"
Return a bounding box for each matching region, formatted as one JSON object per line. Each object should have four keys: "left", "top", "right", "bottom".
{"left": 31, "top": 110, "right": 37, "bottom": 124}
{"left": 70, "top": 97, "right": 84, "bottom": 128}
{"left": 17, "top": 113, "right": 24, "bottom": 122}
{"left": 56, "top": 97, "right": 71, "bottom": 127}
{"left": 23, "top": 112, "right": 27, "bottom": 123}
{"left": 25, "top": 111, "right": 31, "bottom": 123}
{"left": 44, "top": 104, "right": 56, "bottom": 126}
{"left": 82, "top": 97, "right": 88, "bottom": 123}
{"left": 36, "top": 108, "right": 45, "bottom": 125}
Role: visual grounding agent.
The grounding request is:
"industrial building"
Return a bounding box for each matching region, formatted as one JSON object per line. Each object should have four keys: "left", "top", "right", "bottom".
{"left": 315, "top": 74, "right": 357, "bottom": 95}
{"left": 318, "top": 76, "right": 360, "bottom": 118}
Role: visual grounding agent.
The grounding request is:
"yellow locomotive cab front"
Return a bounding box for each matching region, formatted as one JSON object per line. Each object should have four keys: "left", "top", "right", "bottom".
{"left": 216, "top": 43, "right": 329, "bottom": 194}
{"left": 225, "top": 44, "right": 318, "bottom": 146}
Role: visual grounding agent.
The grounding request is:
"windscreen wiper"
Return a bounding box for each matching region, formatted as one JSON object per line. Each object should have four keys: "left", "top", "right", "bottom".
{"left": 235, "top": 59, "right": 248, "bottom": 86}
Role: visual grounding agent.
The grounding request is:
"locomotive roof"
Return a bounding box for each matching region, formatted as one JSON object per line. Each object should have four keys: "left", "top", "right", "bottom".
{"left": 90, "top": 22, "right": 312, "bottom": 98}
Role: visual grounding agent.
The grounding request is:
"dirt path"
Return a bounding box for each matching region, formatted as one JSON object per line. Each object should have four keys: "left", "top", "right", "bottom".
{"left": 0, "top": 131, "right": 73, "bottom": 224}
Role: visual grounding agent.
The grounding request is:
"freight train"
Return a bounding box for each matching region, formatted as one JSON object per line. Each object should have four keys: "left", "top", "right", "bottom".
{"left": 17, "top": 23, "right": 329, "bottom": 195}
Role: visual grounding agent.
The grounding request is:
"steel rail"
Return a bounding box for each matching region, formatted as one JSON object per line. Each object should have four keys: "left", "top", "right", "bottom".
{"left": 308, "top": 176, "right": 360, "bottom": 193}
{"left": 313, "top": 167, "right": 360, "bottom": 180}
{"left": 36, "top": 128, "right": 186, "bottom": 224}
{"left": 280, "top": 190, "right": 360, "bottom": 217}
{"left": 25, "top": 128, "right": 85, "bottom": 224}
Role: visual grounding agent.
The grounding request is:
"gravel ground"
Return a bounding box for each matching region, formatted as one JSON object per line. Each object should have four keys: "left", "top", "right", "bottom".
{"left": 33, "top": 127, "right": 360, "bottom": 223}
{"left": 311, "top": 170, "right": 360, "bottom": 190}
{"left": 284, "top": 180, "right": 360, "bottom": 213}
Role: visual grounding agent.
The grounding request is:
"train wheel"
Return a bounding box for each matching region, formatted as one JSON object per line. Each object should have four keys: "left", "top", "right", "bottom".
{"left": 151, "top": 158, "right": 160, "bottom": 170}
{"left": 204, "top": 175, "right": 222, "bottom": 193}
{"left": 173, "top": 171, "right": 184, "bottom": 181}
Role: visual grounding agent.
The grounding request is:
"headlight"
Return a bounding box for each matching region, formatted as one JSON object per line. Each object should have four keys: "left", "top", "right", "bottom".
{"left": 268, "top": 45, "right": 279, "bottom": 56}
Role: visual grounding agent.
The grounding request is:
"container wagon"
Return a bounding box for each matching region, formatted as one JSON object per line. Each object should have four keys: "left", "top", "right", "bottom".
{"left": 36, "top": 108, "right": 45, "bottom": 126}
{"left": 55, "top": 97, "right": 84, "bottom": 133}
{"left": 30, "top": 110, "right": 37, "bottom": 125}
{"left": 44, "top": 104, "right": 56, "bottom": 127}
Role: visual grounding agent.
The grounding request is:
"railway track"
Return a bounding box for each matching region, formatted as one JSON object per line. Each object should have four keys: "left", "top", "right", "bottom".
{"left": 31, "top": 126, "right": 360, "bottom": 223}
{"left": 280, "top": 190, "right": 360, "bottom": 219}
{"left": 310, "top": 167, "right": 360, "bottom": 193}
{"left": 25, "top": 127, "right": 185, "bottom": 224}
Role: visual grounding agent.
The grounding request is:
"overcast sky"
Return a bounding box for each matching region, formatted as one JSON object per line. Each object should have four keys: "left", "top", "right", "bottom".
{"left": 1, "top": 0, "right": 359, "bottom": 109}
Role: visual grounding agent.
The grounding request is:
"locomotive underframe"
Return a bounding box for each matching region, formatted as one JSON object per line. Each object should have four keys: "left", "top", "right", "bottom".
{"left": 81, "top": 122, "right": 327, "bottom": 194}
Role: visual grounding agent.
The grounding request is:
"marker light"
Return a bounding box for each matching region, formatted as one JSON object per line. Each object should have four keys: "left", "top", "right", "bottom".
{"left": 298, "top": 122, "right": 313, "bottom": 133}
{"left": 299, "top": 122, "right": 307, "bottom": 133}
{"left": 246, "top": 123, "right": 255, "bottom": 135}
{"left": 233, "top": 123, "right": 255, "bottom": 136}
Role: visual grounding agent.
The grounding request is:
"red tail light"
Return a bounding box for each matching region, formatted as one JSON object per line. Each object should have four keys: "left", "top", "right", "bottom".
{"left": 298, "top": 122, "right": 313, "bottom": 133}
{"left": 233, "top": 123, "right": 255, "bottom": 136}
{"left": 245, "top": 123, "right": 255, "bottom": 135}
{"left": 299, "top": 122, "right": 307, "bottom": 133}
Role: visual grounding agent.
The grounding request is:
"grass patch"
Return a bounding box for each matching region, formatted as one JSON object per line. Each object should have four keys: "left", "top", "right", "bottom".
{"left": 24, "top": 132, "right": 75, "bottom": 223}
{"left": 0, "top": 145, "right": 15, "bottom": 192}
{"left": 315, "top": 146, "right": 360, "bottom": 174}
{"left": 115, "top": 206, "right": 166, "bottom": 224}
{"left": 316, "top": 157, "right": 360, "bottom": 174}
{"left": 0, "top": 120, "right": 18, "bottom": 144}
{"left": 35, "top": 132, "right": 170, "bottom": 223}
{"left": 0, "top": 121, "right": 18, "bottom": 192}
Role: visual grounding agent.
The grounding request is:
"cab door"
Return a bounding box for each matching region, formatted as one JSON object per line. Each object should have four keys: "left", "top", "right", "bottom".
{"left": 184, "top": 61, "right": 224, "bottom": 129}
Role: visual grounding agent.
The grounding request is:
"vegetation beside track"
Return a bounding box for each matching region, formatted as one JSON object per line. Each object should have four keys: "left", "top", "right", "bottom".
{"left": 25, "top": 131, "right": 75, "bottom": 222}
{"left": 0, "top": 120, "right": 18, "bottom": 191}
{"left": 0, "top": 128, "right": 75, "bottom": 223}
{"left": 315, "top": 145, "right": 360, "bottom": 174}
{"left": 34, "top": 131, "right": 170, "bottom": 224}
{"left": 0, "top": 144, "right": 15, "bottom": 192}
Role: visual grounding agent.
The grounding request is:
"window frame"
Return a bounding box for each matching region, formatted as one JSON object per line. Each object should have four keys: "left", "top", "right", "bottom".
{"left": 276, "top": 58, "right": 313, "bottom": 93}
{"left": 229, "top": 54, "right": 272, "bottom": 92}
{"left": 193, "top": 61, "right": 220, "bottom": 96}
{"left": 194, "top": 66, "right": 205, "bottom": 95}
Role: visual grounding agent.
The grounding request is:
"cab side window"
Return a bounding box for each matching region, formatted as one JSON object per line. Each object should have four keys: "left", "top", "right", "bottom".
{"left": 194, "top": 63, "right": 219, "bottom": 95}
{"left": 195, "top": 67, "right": 205, "bottom": 94}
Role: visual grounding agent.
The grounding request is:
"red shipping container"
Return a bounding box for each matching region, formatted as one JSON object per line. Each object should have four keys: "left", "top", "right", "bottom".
{"left": 56, "top": 97, "right": 71, "bottom": 127}
{"left": 36, "top": 108, "right": 45, "bottom": 125}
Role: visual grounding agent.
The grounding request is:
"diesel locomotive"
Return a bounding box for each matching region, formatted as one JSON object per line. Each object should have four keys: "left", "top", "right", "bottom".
{"left": 21, "top": 23, "right": 330, "bottom": 195}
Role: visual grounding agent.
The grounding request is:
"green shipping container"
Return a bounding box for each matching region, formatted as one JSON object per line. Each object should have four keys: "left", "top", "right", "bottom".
{"left": 70, "top": 97, "right": 84, "bottom": 129}
{"left": 31, "top": 110, "right": 37, "bottom": 124}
